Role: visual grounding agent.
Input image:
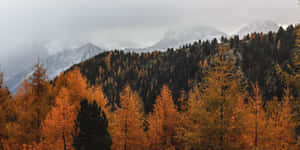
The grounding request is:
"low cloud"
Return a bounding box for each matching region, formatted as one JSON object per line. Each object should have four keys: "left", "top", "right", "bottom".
{"left": 0, "top": 0, "right": 299, "bottom": 68}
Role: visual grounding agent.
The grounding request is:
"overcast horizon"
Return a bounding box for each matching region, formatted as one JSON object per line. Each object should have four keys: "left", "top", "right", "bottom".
{"left": 0, "top": 0, "right": 299, "bottom": 71}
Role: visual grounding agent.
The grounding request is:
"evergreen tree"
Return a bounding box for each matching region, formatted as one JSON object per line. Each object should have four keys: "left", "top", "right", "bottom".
{"left": 74, "top": 99, "right": 111, "bottom": 150}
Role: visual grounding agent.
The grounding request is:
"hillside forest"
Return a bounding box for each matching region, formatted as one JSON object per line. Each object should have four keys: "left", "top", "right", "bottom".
{"left": 0, "top": 25, "right": 299, "bottom": 150}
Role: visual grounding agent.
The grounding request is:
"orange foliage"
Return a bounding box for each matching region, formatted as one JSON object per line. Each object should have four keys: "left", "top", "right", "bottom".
{"left": 87, "top": 85, "right": 108, "bottom": 112}
{"left": 40, "top": 87, "right": 76, "bottom": 150}
{"left": 110, "top": 85, "right": 145, "bottom": 150}
{"left": 54, "top": 68, "right": 88, "bottom": 110}
{"left": 265, "top": 88, "right": 297, "bottom": 150}
{"left": 147, "top": 85, "right": 179, "bottom": 150}
{"left": 11, "top": 62, "right": 53, "bottom": 147}
{"left": 244, "top": 83, "right": 268, "bottom": 149}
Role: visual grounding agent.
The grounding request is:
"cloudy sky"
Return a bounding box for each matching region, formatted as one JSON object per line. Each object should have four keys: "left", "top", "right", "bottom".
{"left": 0, "top": 0, "right": 299, "bottom": 69}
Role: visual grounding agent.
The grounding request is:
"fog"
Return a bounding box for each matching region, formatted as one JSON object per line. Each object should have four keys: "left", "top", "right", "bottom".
{"left": 0, "top": 0, "right": 299, "bottom": 71}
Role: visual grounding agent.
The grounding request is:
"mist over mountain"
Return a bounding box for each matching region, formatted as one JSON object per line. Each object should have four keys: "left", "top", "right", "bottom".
{"left": 3, "top": 20, "right": 286, "bottom": 92}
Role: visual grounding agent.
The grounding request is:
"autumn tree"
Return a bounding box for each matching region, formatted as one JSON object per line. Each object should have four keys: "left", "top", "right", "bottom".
{"left": 181, "top": 48, "right": 249, "bottom": 150}
{"left": 0, "top": 78, "right": 17, "bottom": 150}
{"left": 54, "top": 68, "right": 88, "bottom": 110}
{"left": 147, "top": 85, "right": 179, "bottom": 150}
{"left": 0, "top": 72, "right": 10, "bottom": 148}
{"left": 13, "top": 62, "right": 53, "bottom": 146}
{"left": 177, "top": 90, "right": 188, "bottom": 112}
{"left": 74, "top": 99, "right": 111, "bottom": 150}
{"left": 87, "top": 85, "right": 109, "bottom": 113}
{"left": 265, "top": 88, "right": 297, "bottom": 150}
{"left": 110, "top": 85, "right": 146, "bottom": 150}
{"left": 29, "top": 62, "right": 53, "bottom": 127}
{"left": 175, "top": 84, "right": 204, "bottom": 149}
{"left": 40, "top": 87, "right": 76, "bottom": 150}
{"left": 245, "top": 83, "right": 269, "bottom": 149}
{"left": 275, "top": 24, "right": 300, "bottom": 142}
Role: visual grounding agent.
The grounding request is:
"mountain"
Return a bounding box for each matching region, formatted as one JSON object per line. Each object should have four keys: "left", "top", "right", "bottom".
{"left": 43, "top": 43, "right": 105, "bottom": 79}
{"left": 232, "top": 20, "right": 280, "bottom": 37}
{"left": 151, "top": 26, "right": 227, "bottom": 49}
{"left": 4, "top": 43, "right": 105, "bottom": 92}
{"left": 2, "top": 21, "right": 288, "bottom": 92}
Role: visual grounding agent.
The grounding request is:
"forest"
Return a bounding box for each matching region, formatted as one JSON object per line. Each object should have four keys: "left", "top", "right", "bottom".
{"left": 0, "top": 25, "right": 299, "bottom": 150}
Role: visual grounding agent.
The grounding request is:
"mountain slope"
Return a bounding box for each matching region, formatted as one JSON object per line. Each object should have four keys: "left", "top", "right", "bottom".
{"left": 5, "top": 43, "right": 105, "bottom": 92}
{"left": 44, "top": 43, "right": 105, "bottom": 79}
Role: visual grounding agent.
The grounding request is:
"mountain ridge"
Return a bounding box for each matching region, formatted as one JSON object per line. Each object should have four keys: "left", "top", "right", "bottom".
{"left": 4, "top": 21, "right": 286, "bottom": 92}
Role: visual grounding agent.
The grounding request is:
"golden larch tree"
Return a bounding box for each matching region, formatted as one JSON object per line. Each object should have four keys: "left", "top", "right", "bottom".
{"left": 175, "top": 84, "right": 205, "bottom": 149}
{"left": 181, "top": 48, "right": 249, "bottom": 150}
{"left": 40, "top": 87, "right": 76, "bottom": 150}
{"left": 274, "top": 24, "right": 300, "bottom": 147}
{"left": 265, "top": 88, "right": 297, "bottom": 150}
{"left": 245, "top": 83, "right": 269, "bottom": 149}
{"left": 0, "top": 72, "right": 10, "bottom": 148}
{"left": 12, "top": 62, "right": 53, "bottom": 147}
{"left": 110, "top": 85, "right": 146, "bottom": 150}
{"left": 147, "top": 85, "right": 179, "bottom": 150}
{"left": 87, "top": 85, "right": 109, "bottom": 113}
{"left": 54, "top": 68, "right": 88, "bottom": 110}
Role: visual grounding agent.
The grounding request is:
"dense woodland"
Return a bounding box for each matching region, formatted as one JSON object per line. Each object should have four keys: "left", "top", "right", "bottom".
{"left": 0, "top": 25, "right": 299, "bottom": 150}
{"left": 74, "top": 25, "right": 296, "bottom": 113}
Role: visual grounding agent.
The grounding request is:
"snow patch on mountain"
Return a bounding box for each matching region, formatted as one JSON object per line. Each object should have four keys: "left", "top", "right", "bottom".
{"left": 151, "top": 26, "right": 227, "bottom": 49}
{"left": 232, "top": 20, "right": 280, "bottom": 37}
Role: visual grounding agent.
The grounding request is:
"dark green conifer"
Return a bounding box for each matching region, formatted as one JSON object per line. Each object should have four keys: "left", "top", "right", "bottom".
{"left": 74, "top": 99, "right": 112, "bottom": 150}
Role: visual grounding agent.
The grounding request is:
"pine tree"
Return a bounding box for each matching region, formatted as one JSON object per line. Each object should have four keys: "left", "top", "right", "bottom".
{"left": 147, "top": 85, "right": 179, "bottom": 150}
{"left": 40, "top": 87, "right": 76, "bottom": 150}
{"left": 110, "top": 85, "right": 145, "bottom": 150}
{"left": 74, "top": 99, "right": 111, "bottom": 150}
